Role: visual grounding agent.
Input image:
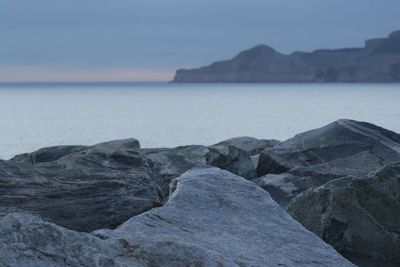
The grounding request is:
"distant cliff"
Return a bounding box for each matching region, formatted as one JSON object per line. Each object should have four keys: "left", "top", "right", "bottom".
{"left": 173, "top": 31, "right": 400, "bottom": 83}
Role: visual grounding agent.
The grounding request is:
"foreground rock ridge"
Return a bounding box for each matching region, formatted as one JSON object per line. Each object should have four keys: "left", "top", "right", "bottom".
{"left": 0, "top": 168, "right": 352, "bottom": 267}
{"left": 1, "top": 119, "right": 400, "bottom": 266}
{"left": 173, "top": 30, "right": 400, "bottom": 83}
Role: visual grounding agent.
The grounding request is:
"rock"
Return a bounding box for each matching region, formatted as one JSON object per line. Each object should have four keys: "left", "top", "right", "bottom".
{"left": 0, "top": 168, "right": 353, "bottom": 267}
{"left": 10, "top": 145, "right": 88, "bottom": 164}
{"left": 207, "top": 145, "right": 256, "bottom": 178}
{"left": 287, "top": 163, "right": 400, "bottom": 267}
{"left": 251, "top": 173, "right": 314, "bottom": 208}
{"left": 93, "top": 138, "right": 140, "bottom": 150}
{"left": 255, "top": 119, "right": 400, "bottom": 204}
{"left": 143, "top": 145, "right": 256, "bottom": 195}
{"left": 173, "top": 30, "right": 400, "bottom": 83}
{"left": 11, "top": 138, "right": 140, "bottom": 164}
{"left": 214, "top": 136, "right": 280, "bottom": 155}
{"left": 0, "top": 213, "right": 124, "bottom": 267}
{"left": 0, "top": 146, "right": 162, "bottom": 232}
{"left": 3, "top": 139, "right": 256, "bottom": 231}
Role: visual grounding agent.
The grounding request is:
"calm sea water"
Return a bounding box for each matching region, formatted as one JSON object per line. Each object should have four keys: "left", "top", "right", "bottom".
{"left": 0, "top": 82, "right": 399, "bottom": 159}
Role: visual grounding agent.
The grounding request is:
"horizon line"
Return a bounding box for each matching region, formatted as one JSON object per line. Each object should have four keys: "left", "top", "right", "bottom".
{"left": 0, "top": 80, "right": 173, "bottom": 86}
{"left": 0, "top": 66, "right": 175, "bottom": 83}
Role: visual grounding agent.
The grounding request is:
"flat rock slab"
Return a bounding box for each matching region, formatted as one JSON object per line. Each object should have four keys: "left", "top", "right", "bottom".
{"left": 287, "top": 163, "right": 400, "bottom": 267}
{"left": 0, "top": 168, "right": 353, "bottom": 267}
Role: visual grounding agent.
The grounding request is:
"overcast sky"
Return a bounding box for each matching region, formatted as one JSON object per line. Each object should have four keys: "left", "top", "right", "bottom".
{"left": 1, "top": 0, "right": 399, "bottom": 81}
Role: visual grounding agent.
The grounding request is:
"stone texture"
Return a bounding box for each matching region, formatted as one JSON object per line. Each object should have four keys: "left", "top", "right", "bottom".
{"left": 10, "top": 145, "right": 88, "bottom": 164}
{"left": 251, "top": 173, "right": 314, "bottom": 208}
{"left": 255, "top": 119, "right": 400, "bottom": 204}
{"left": 173, "top": 30, "right": 400, "bottom": 83}
{"left": 143, "top": 144, "right": 256, "bottom": 195}
{"left": 3, "top": 138, "right": 258, "bottom": 232}
{"left": 11, "top": 138, "right": 140, "bottom": 164}
{"left": 0, "top": 168, "right": 353, "bottom": 267}
{"left": 0, "top": 213, "right": 125, "bottom": 267}
{"left": 214, "top": 136, "right": 280, "bottom": 155}
{"left": 287, "top": 163, "right": 400, "bottom": 267}
{"left": 0, "top": 146, "right": 162, "bottom": 232}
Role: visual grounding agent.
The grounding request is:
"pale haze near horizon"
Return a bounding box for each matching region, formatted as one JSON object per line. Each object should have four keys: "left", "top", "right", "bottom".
{"left": 0, "top": 0, "right": 399, "bottom": 82}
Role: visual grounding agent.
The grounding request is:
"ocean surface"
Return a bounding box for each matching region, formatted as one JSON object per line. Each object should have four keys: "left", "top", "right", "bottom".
{"left": 0, "top": 82, "right": 399, "bottom": 159}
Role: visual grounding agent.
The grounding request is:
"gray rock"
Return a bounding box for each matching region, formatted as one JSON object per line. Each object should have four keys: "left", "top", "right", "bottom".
{"left": 10, "top": 145, "right": 88, "bottom": 164}
{"left": 250, "top": 154, "right": 260, "bottom": 167}
{"left": 11, "top": 138, "right": 140, "bottom": 164}
{"left": 143, "top": 145, "right": 256, "bottom": 195}
{"left": 0, "top": 146, "right": 162, "bottom": 232}
{"left": 208, "top": 144, "right": 256, "bottom": 178}
{"left": 0, "top": 168, "right": 353, "bottom": 267}
{"left": 93, "top": 138, "right": 140, "bottom": 150}
{"left": 214, "top": 136, "right": 280, "bottom": 155}
{"left": 251, "top": 173, "right": 315, "bottom": 208}
{"left": 255, "top": 119, "right": 400, "bottom": 204}
{"left": 258, "top": 119, "right": 400, "bottom": 176}
{"left": 3, "top": 139, "right": 256, "bottom": 231}
{"left": 0, "top": 213, "right": 125, "bottom": 267}
{"left": 173, "top": 30, "right": 400, "bottom": 83}
{"left": 287, "top": 163, "right": 400, "bottom": 267}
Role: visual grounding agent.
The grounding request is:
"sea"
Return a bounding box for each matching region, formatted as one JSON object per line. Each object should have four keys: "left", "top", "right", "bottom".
{"left": 0, "top": 82, "right": 399, "bottom": 159}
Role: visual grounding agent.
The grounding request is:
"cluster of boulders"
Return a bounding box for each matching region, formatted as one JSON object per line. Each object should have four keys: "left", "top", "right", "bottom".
{"left": 253, "top": 119, "right": 400, "bottom": 267}
{"left": 1, "top": 119, "right": 399, "bottom": 266}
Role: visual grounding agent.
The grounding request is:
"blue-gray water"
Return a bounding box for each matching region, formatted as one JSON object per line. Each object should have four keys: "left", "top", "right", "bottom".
{"left": 0, "top": 82, "right": 399, "bottom": 159}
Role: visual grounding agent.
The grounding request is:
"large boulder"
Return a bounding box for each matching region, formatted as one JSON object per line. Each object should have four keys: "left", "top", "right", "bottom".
{"left": 0, "top": 168, "right": 353, "bottom": 267}
{"left": 0, "top": 146, "right": 162, "bottom": 232}
{"left": 143, "top": 145, "right": 256, "bottom": 195}
{"left": 287, "top": 163, "right": 400, "bottom": 267}
{"left": 255, "top": 119, "right": 400, "bottom": 205}
{"left": 11, "top": 138, "right": 140, "bottom": 164}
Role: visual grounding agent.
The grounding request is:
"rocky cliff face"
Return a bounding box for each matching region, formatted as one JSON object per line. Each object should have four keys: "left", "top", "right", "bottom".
{"left": 173, "top": 31, "right": 400, "bottom": 83}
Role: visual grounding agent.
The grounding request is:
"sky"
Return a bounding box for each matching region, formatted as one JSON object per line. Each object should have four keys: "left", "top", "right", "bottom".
{"left": 0, "top": 0, "right": 399, "bottom": 82}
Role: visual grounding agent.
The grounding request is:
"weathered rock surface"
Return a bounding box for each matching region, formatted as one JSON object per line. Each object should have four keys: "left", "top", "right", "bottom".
{"left": 143, "top": 144, "right": 256, "bottom": 195}
{"left": 287, "top": 163, "right": 400, "bottom": 267}
{"left": 173, "top": 30, "right": 400, "bottom": 83}
{"left": 0, "top": 168, "right": 353, "bottom": 267}
{"left": 0, "top": 213, "right": 124, "bottom": 267}
{"left": 0, "top": 146, "right": 162, "bottom": 232}
{"left": 214, "top": 136, "right": 280, "bottom": 155}
{"left": 11, "top": 138, "right": 140, "bottom": 164}
{"left": 251, "top": 173, "right": 313, "bottom": 208}
{"left": 255, "top": 119, "right": 400, "bottom": 204}
{"left": 3, "top": 138, "right": 257, "bottom": 231}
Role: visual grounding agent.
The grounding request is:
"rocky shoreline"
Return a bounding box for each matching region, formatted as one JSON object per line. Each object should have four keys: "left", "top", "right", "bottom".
{"left": 1, "top": 119, "right": 400, "bottom": 266}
